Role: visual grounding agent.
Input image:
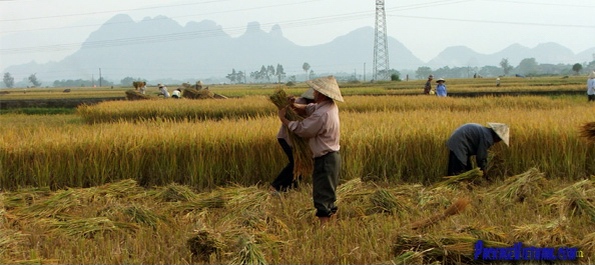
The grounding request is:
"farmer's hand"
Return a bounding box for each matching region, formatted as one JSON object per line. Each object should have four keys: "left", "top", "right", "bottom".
{"left": 278, "top": 107, "right": 288, "bottom": 125}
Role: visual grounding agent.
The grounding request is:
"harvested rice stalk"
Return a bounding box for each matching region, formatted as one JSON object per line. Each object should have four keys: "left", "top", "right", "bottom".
{"left": 92, "top": 179, "right": 141, "bottom": 198}
{"left": 173, "top": 195, "right": 225, "bottom": 213}
{"left": 269, "top": 89, "right": 313, "bottom": 178}
{"left": 17, "top": 189, "right": 81, "bottom": 218}
{"left": 230, "top": 235, "right": 267, "bottom": 265}
{"left": 579, "top": 122, "right": 595, "bottom": 143}
{"left": 368, "top": 189, "right": 408, "bottom": 214}
{"left": 410, "top": 197, "right": 470, "bottom": 230}
{"left": 432, "top": 168, "right": 483, "bottom": 189}
{"left": 44, "top": 216, "right": 139, "bottom": 238}
{"left": 153, "top": 183, "right": 198, "bottom": 202}
{"left": 123, "top": 204, "right": 166, "bottom": 229}
{"left": 392, "top": 234, "right": 507, "bottom": 264}
{"left": 489, "top": 167, "right": 547, "bottom": 202}
{"left": 512, "top": 218, "right": 573, "bottom": 247}
{"left": 543, "top": 179, "right": 595, "bottom": 221}
{"left": 456, "top": 225, "right": 507, "bottom": 242}
{"left": 579, "top": 232, "right": 595, "bottom": 256}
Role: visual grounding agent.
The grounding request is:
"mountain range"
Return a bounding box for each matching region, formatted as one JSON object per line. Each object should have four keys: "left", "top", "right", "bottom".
{"left": 3, "top": 14, "right": 594, "bottom": 84}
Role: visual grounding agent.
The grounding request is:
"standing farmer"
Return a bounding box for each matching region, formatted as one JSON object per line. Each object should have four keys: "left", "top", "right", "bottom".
{"left": 278, "top": 76, "right": 343, "bottom": 225}
{"left": 436, "top": 78, "right": 447, "bottom": 97}
{"left": 446, "top": 123, "right": 509, "bottom": 177}
{"left": 424, "top": 75, "right": 434, "bottom": 94}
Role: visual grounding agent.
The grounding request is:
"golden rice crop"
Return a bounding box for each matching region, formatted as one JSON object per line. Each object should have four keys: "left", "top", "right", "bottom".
{"left": 2, "top": 97, "right": 595, "bottom": 191}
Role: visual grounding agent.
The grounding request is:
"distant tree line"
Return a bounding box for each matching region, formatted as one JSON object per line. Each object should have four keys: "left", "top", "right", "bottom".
{"left": 3, "top": 57, "right": 595, "bottom": 88}
{"left": 415, "top": 58, "right": 595, "bottom": 79}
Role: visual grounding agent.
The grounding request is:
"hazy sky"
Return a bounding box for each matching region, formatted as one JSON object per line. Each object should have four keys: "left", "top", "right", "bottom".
{"left": 1, "top": 0, "right": 594, "bottom": 71}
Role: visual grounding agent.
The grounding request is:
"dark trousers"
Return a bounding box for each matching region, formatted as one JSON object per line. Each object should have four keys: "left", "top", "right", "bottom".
{"left": 270, "top": 139, "right": 301, "bottom": 192}
{"left": 447, "top": 151, "right": 472, "bottom": 176}
{"left": 589, "top": 95, "right": 595, "bottom": 102}
{"left": 313, "top": 151, "right": 340, "bottom": 217}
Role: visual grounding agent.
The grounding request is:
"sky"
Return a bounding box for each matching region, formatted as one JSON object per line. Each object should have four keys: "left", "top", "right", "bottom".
{"left": 1, "top": 0, "right": 594, "bottom": 73}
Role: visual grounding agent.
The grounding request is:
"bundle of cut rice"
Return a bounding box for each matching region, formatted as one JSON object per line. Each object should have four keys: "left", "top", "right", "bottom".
{"left": 187, "top": 229, "right": 224, "bottom": 262}
{"left": 511, "top": 218, "right": 573, "bottom": 247}
{"left": 579, "top": 122, "right": 595, "bottom": 142}
{"left": 269, "top": 89, "right": 313, "bottom": 178}
{"left": 543, "top": 179, "right": 595, "bottom": 221}
{"left": 392, "top": 233, "right": 507, "bottom": 264}
{"left": 488, "top": 167, "right": 547, "bottom": 202}
{"left": 367, "top": 189, "right": 409, "bottom": 215}
{"left": 432, "top": 168, "right": 483, "bottom": 189}
{"left": 230, "top": 235, "right": 267, "bottom": 265}
{"left": 153, "top": 183, "right": 198, "bottom": 202}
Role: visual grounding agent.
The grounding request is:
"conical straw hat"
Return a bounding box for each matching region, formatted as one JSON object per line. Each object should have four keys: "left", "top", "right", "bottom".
{"left": 306, "top": 76, "right": 344, "bottom": 102}
{"left": 487, "top": 122, "right": 509, "bottom": 146}
{"left": 588, "top": 71, "right": 595, "bottom": 79}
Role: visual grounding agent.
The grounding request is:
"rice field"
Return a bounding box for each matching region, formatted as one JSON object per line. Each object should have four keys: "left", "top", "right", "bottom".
{"left": 0, "top": 76, "right": 594, "bottom": 264}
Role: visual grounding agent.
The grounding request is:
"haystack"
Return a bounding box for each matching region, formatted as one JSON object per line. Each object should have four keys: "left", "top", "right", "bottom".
{"left": 269, "top": 89, "right": 313, "bottom": 178}
{"left": 182, "top": 88, "right": 215, "bottom": 99}
{"left": 125, "top": 90, "right": 151, "bottom": 100}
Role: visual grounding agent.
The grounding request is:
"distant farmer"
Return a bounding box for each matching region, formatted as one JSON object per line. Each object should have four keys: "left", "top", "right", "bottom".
{"left": 423, "top": 75, "right": 433, "bottom": 94}
{"left": 587, "top": 71, "right": 595, "bottom": 102}
{"left": 172, "top": 88, "right": 182, "bottom": 99}
{"left": 436, "top": 78, "right": 447, "bottom": 97}
{"left": 446, "top": 123, "right": 509, "bottom": 177}
{"left": 158, "top": 84, "right": 170, "bottom": 98}
{"left": 278, "top": 75, "right": 344, "bottom": 225}
{"left": 139, "top": 81, "right": 147, "bottom": 94}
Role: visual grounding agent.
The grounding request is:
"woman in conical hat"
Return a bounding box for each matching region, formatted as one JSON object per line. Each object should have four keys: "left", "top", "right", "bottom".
{"left": 446, "top": 123, "right": 509, "bottom": 178}
{"left": 278, "top": 75, "right": 343, "bottom": 225}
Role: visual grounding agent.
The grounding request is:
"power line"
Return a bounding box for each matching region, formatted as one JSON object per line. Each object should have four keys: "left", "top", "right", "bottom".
{"left": 0, "top": 0, "right": 233, "bottom": 22}
{"left": 387, "top": 14, "right": 595, "bottom": 29}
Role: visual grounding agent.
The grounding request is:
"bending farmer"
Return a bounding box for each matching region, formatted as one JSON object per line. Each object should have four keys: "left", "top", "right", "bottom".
{"left": 446, "top": 123, "right": 509, "bottom": 177}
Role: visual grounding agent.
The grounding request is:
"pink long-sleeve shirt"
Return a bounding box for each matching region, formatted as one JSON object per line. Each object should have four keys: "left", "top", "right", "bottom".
{"left": 287, "top": 100, "right": 340, "bottom": 158}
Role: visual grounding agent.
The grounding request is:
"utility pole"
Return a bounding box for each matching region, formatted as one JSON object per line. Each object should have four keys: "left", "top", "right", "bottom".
{"left": 363, "top": 63, "right": 366, "bottom": 82}
{"left": 99, "top": 68, "right": 102, "bottom": 87}
{"left": 373, "top": 0, "right": 390, "bottom": 81}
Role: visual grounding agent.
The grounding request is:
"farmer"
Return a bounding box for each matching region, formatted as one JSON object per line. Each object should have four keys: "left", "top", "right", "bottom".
{"left": 423, "top": 74, "right": 433, "bottom": 94}
{"left": 436, "top": 78, "right": 447, "bottom": 97}
{"left": 446, "top": 123, "right": 509, "bottom": 177}
{"left": 158, "top": 84, "right": 170, "bottom": 98}
{"left": 278, "top": 75, "right": 344, "bottom": 225}
{"left": 270, "top": 88, "right": 315, "bottom": 192}
{"left": 587, "top": 71, "right": 595, "bottom": 102}
{"left": 172, "top": 88, "right": 182, "bottom": 99}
